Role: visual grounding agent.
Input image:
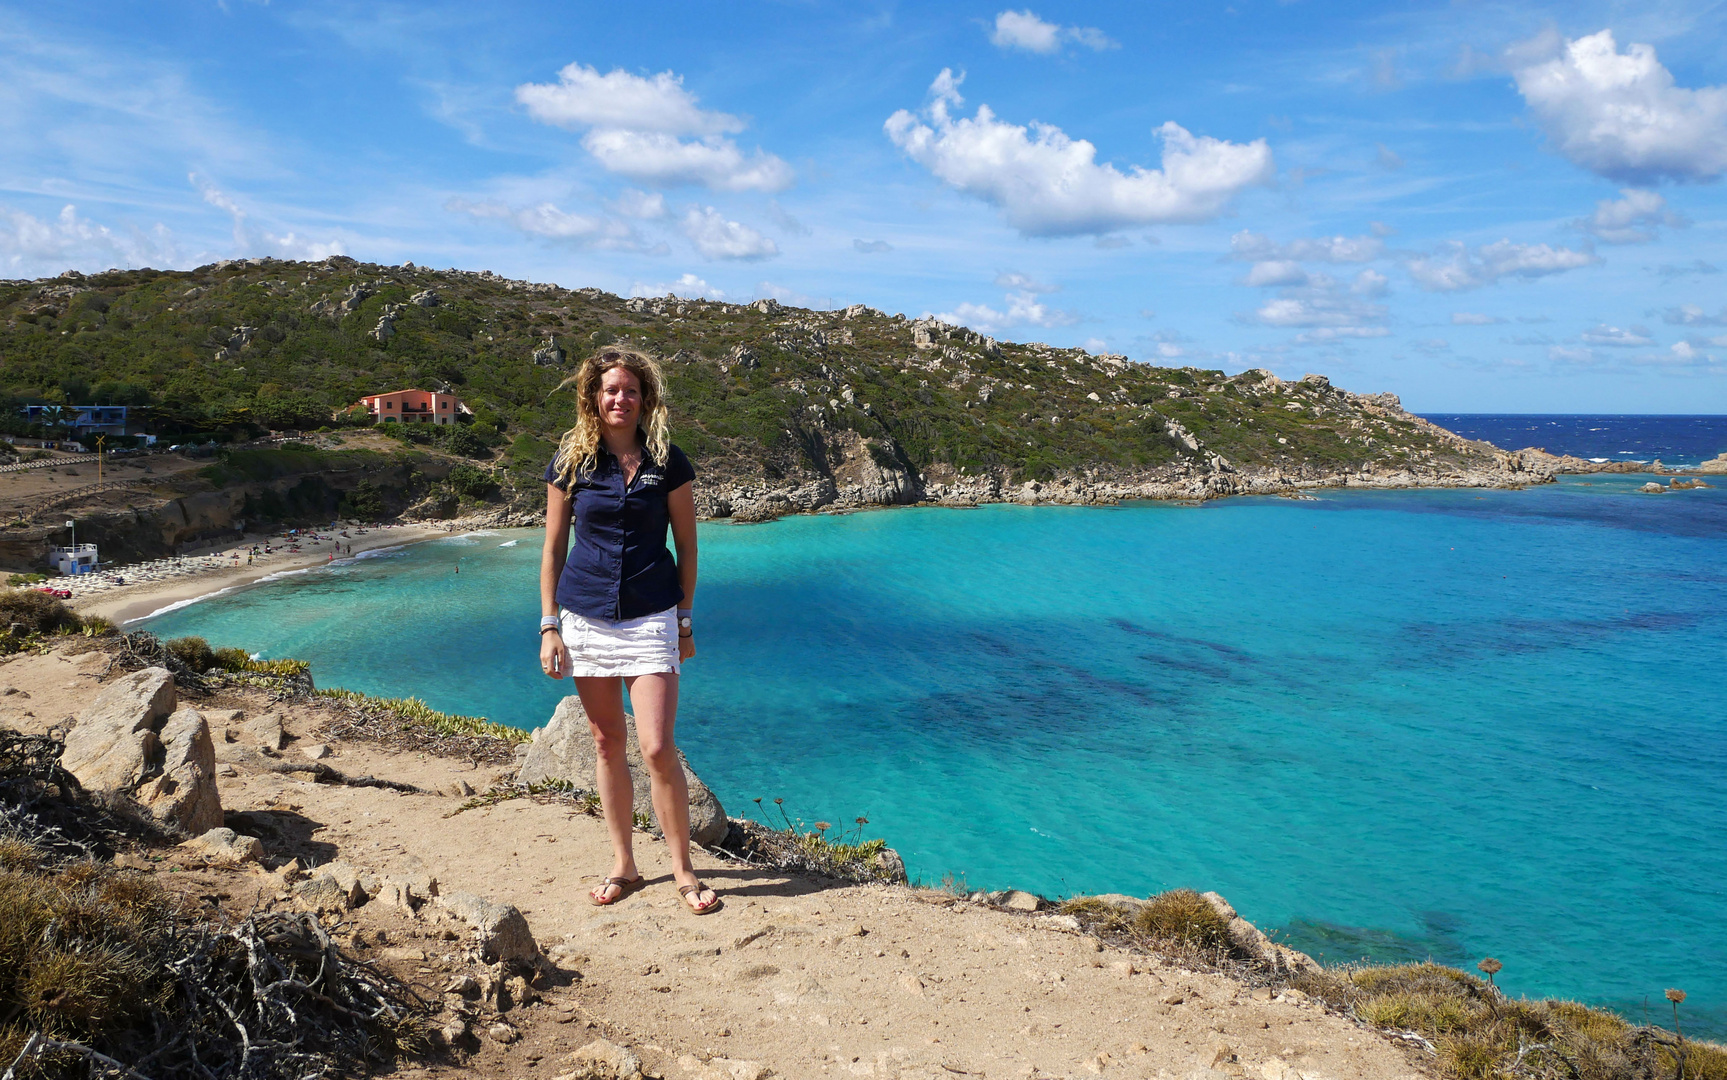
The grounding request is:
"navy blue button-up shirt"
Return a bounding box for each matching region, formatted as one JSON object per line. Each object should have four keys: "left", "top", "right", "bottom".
{"left": 545, "top": 442, "right": 696, "bottom": 621}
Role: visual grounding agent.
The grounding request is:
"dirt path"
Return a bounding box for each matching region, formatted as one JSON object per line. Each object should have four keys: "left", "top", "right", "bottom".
{"left": 1, "top": 645, "right": 1431, "bottom": 1080}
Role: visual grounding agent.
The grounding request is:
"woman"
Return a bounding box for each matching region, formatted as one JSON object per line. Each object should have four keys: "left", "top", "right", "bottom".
{"left": 538, "top": 347, "right": 718, "bottom": 915}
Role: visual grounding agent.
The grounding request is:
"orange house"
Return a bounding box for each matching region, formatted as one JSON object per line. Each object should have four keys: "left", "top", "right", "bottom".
{"left": 355, "top": 389, "right": 467, "bottom": 426}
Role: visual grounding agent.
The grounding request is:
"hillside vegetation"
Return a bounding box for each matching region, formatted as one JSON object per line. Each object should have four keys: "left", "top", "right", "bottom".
{"left": 0, "top": 257, "right": 1501, "bottom": 496}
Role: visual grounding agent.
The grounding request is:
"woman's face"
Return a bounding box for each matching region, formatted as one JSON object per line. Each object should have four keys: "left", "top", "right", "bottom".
{"left": 596, "top": 365, "right": 643, "bottom": 432}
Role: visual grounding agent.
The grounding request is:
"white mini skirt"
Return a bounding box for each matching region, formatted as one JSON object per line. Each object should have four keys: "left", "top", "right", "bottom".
{"left": 557, "top": 606, "right": 681, "bottom": 678}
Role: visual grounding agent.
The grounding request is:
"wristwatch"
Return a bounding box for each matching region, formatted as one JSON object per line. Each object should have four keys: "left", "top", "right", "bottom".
{"left": 678, "top": 615, "right": 692, "bottom": 635}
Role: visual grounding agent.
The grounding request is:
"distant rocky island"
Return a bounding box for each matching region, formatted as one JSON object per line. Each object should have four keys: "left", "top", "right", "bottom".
{"left": 0, "top": 257, "right": 1597, "bottom": 562}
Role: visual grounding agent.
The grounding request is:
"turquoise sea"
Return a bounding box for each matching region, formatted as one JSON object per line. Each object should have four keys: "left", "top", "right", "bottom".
{"left": 144, "top": 473, "right": 1727, "bottom": 1036}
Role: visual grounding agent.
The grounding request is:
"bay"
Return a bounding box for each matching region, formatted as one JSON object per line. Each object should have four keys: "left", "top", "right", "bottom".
{"left": 144, "top": 471, "right": 1727, "bottom": 1036}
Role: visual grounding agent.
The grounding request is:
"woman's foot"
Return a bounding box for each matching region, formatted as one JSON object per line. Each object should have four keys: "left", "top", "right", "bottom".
{"left": 676, "top": 880, "right": 720, "bottom": 915}
{"left": 589, "top": 874, "right": 644, "bottom": 906}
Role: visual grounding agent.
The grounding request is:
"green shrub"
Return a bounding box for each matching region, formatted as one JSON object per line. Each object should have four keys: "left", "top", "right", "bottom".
{"left": 1133, "top": 888, "right": 1233, "bottom": 950}
{"left": 339, "top": 479, "right": 386, "bottom": 520}
{"left": 443, "top": 425, "right": 486, "bottom": 458}
{"left": 163, "top": 635, "right": 217, "bottom": 672}
{"left": 0, "top": 589, "right": 83, "bottom": 637}
{"left": 0, "top": 847, "right": 175, "bottom": 1061}
{"left": 207, "top": 645, "right": 309, "bottom": 677}
{"left": 446, "top": 463, "right": 497, "bottom": 500}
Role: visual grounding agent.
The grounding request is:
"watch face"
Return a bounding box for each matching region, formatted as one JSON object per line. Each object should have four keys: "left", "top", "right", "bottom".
{"left": 678, "top": 617, "right": 692, "bottom": 628}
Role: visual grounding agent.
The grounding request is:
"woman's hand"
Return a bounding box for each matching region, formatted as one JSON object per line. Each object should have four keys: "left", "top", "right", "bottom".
{"left": 679, "top": 632, "right": 696, "bottom": 663}
{"left": 540, "top": 629, "right": 569, "bottom": 680}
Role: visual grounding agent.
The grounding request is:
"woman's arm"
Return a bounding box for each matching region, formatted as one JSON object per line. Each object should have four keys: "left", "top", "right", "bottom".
{"left": 667, "top": 480, "right": 698, "bottom": 662}
{"left": 540, "top": 482, "right": 573, "bottom": 678}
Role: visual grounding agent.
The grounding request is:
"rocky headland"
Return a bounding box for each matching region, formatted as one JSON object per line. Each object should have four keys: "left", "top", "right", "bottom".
{"left": 0, "top": 258, "right": 1659, "bottom": 570}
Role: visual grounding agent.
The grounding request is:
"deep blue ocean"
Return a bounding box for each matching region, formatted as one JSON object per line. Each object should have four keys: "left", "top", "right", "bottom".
{"left": 1422, "top": 414, "right": 1727, "bottom": 467}
{"left": 143, "top": 417, "right": 1727, "bottom": 1036}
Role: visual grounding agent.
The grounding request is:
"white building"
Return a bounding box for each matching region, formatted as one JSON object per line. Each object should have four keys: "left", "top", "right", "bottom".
{"left": 49, "top": 544, "right": 98, "bottom": 575}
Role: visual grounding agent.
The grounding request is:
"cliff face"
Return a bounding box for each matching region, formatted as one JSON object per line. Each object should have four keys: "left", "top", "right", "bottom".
{"left": 0, "top": 447, "right": 457, "bottom": 568}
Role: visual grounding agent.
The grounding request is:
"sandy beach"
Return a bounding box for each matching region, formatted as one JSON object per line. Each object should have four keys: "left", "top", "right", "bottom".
{"left": 67, "top": 522, "right": 455, "bottom": 626}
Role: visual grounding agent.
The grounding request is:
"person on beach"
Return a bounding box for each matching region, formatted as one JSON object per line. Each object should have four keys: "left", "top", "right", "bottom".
{"left": 538, "top": 347, "right": 716, "bottom": 915}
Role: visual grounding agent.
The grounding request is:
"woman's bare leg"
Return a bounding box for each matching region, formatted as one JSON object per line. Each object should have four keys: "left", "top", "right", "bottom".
{"left": 627, "top": 672, "right": 716, "bottom": 909}
{"left": 574, "top": 676, "right": 638, "bottom": 896}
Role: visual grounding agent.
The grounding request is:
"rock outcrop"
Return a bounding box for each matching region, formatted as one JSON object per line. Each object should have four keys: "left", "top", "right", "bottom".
{"left": 61, "top": 668, "right": 224, "bottom": 835}
{"left": 61, "top": 667, "right": 178, "bottom": 790}
{"left": 1201, "top": 892, "right": 1321, "bottom": 977}
{"left": 517, "top": 696, "right": 729, "bottom": 847}
{"left": 1696, "top": 453, "right": 1727, "bottom": 475}
{"left": 437, "top": 890, "right": 538, "bottom": 965}
{"left": 137, "top": 707, "right": 223, "bottom": 835}
{"left": 181, "top": 826, "right": 264, "bottom": 864}
{"left": 532, "top": 336, "right": 566, "bottom": 366}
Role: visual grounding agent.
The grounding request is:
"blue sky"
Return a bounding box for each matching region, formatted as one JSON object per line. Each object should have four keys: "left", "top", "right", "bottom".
{"left": 3, "top": 1, "right": 1725, "bottom": 412}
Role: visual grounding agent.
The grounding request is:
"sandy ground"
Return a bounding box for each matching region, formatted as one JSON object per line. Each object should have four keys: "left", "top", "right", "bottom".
{"left": 66, "top": 522, "right": 454, "bottom": 625}
{"left": 0, "top": 644, "right": 1433, "bottom": 1080}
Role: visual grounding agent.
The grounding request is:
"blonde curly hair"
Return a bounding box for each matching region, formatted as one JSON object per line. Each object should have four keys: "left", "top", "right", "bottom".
{"left": 551, "top": 346, "right": 671, "bottom": 484}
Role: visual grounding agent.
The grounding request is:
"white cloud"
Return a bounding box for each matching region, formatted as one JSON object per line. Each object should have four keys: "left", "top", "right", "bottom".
{"left": 1511, "top": 29, "right": 1727, "bottom": 182}
{"left": 447, "top": 197, "right": 652, "bottom": 251}
{"left": 1068, "top": 27, "right": 1117, "bottom": 52}
{"left": 1229, "top": 230, "right": 1384, "bottom": 263}
{"left": 885, "top": 69, "right": 1273, "bottom": 236}
{"left": 988, "top": 10, "right": 1117, "bottom": 54}
{"left": 993, "top": 270, "right": 1058, "bottom": 293}
{"left": 680, "top": 206, "right": 778, "bottom": 260}
{"left": 1580, "top": 188, "right": 1685, "bottom": 243}
{"left": 1375, "top": 143, "right": 1404, "bottom": 170}
{"left": 515, "top": 63, "right": 743, "bottom": 136}
{"left": 1241, "top": 270, "right": 1388, "bottom": 336}
{"left": 609, "top": 189, "right": 667, "bottom": 219}
{"left": 1580, "top": 324, "right": 1653, "bottom": 347}
{"left": 853, "top": 238, "right": 892, "bottom": 253}
{"left": 989, "top": 10, "right": 1059, "bottom": 52}
{"left": 0, "top": 203, "right": 182, "bottom": 275}
{"left": 936, "top": 287, "right": 1078, "bottom": 334}
{"left": 630, "top": 272, "right": 726, "bottom": 300}
{"left": 516, "top": 63, "right": 792, "bottom": 192}
{"left": 1549, "top": 345, "right": 1597, "bottom": 364}
{"left": 1352, "top": 269, "right": 1389, "bottom": 296}
{"left": 581, "top": 130, "right": 793, "bottom": 192}
{"left": 192, "top": 174, "right": 348, "bottom": 261}
{"left": 1294, "top": 326, "right": 1392, "bottom": 344}
{"left": 1253, "top": 297, "right": 1363, "bottom": 328}
{"left": 1405, "top": 240, "right": 1600, "bottom": 292}
{"left": 1451, "top": 312, "right": 1507, "bottom": 325}
{"left": 1241, "top": 260, "right": 1308, "bottom": 287}
{"left": 1660, "top": 304, "right": 1727, "bottom": 326}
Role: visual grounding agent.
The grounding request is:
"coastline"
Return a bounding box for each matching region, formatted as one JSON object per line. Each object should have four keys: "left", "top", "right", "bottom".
{"left": 33, "top": 479, "right": 1727, "bottom": 1045}
{"left": 69, "top": 462, "right": 1698, "bottom": 628}
{"left": 69, "top": 521, "right": 456, "bottom": 626}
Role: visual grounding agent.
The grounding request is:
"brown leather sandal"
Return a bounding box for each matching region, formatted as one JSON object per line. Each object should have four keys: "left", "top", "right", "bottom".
{"left": 677, "top": 881, "right": 721, "bottom": 915}
{"left": 589, "top": 876, "right": 645, "bottom": 906}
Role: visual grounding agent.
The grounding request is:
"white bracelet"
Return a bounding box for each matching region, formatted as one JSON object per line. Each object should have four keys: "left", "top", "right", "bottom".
{"left": 540, "top": 615, "right": 559, "bottom": 630}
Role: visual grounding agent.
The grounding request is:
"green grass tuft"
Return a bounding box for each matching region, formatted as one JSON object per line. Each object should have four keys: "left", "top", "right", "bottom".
{"left": 1133, "top": 888, "right": 1233, "bottom": 950}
